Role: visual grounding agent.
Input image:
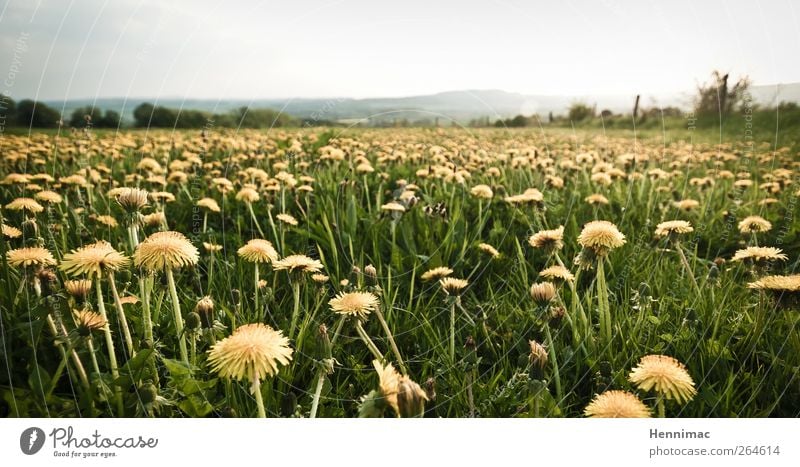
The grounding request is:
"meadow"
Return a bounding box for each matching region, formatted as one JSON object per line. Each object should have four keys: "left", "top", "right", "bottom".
{"left": 1, "top": 126, "right": 798, "bottom": 418}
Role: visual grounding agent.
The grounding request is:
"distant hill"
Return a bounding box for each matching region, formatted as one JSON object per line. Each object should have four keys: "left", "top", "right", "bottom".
{"left": 45, "top": 83, "right": 800, "bottom": 126}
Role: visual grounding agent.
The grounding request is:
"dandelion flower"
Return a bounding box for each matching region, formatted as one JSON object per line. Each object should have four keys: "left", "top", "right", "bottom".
{"left": 65, "top": 279, "right": 93, "bottom": 301}
{"left": 584, "top": 390, "right": 651, "bottom": 418}
{"left": 236, "top": 187, "right": 260, "bottom": 203}
{"left": 440, "top": 277, "right": 468, "bottom": 295}
{"left": 373, "top": 359, "right": 401, "bottom": 414}
{"left": 381, "top": 202, "right": 406, "bottom": 212}
{"left": 237, "top": 239, "right": 279, "bottom": 263}
{"left": 93, "top": 215, "right": 118, "bottom": 227}
{"left": 6, "top": 197, "right": 44, "bottom": 214}
{"left": 196, "top": 197, "right": 221, "bottom": 213}
{"left": 738, "top": 216, "right": 772, "bottom": 233}
{"left": 470, "top": 184, "right": 493, "bottom": 199}
{"left": 538, "top": 265, "right": 574, "bottom": 283}
{"left": 585, "top": 193, "right": 609, "bottom": 205}
{"left": 629, "top": 354, "right": 696, "bottom": 404}
{"left": 6, "top": 247, "right": 56, "bottom": 268}
{"left": 115, "top": 187, "right": 149, "bottom": 212}
{"left": 272, "top": 254, "right": 323, "bottom": 273}
{"left": 478, "top": 243, "right": 500, "bottom": 258}
{"left": 276, "top": 213, "right": 298, "bottom": 226}
{"left": 655, "top": 220, "right": 693, "bottom": 238}
{"left": 528, "top": 339, "right": 548, "bottom": 370}
{"left": 2, "top": 223, "right": 22, "bottom": 238}
{"left": 421, "top": 266, "right": 453, "bottom": 281}
{"left": 577, "top": 220, "right": 626, "bottom": 255}
{"left": 207, "top": 323, "right": 293, "bottom": 386}
{"left": 74, "top": 309, "right": 107, "bottom": 337}
{"left": 34, "top": 190, "right": 63, "bottom": 204}
{"left": 747, "top": 274, "right": 800, "bottom": 292}
{"left": 731, "top": 246, "right": 787, "bottom": 263}
{"left": 60, "top": 241, "right": 129, "bottom": 277}
{"left": 133, "top": 231, "right": 198, "bottom": 271}
{"left": 530, "top": 281, "right": 556, "bottom": 304}
{"left": 329, "top": 291, "right": 380, "bottom": 319}
{"left": 528, "top": 226, "right": 564, "bottom": 251}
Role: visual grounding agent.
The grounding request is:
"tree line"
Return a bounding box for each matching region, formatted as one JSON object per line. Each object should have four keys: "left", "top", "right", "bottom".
{"left": 0, "top": 95, "right": 297, "bottom": 129}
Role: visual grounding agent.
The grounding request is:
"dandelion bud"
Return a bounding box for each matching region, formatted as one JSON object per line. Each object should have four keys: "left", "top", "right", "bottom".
{"left": 139, "top": 383, "right": 158, "bottom": 405}
{"left": 530, "top": 281, "right": 556, "bottom": 304}
{"left": 549, "top": 305, "right": 565, "bottom": 325}
{"left": 364, "top": 264, "right": 377, "bottom": 282}
{"left": 185, "top": 311, "right": 201, "bottom": 331}
{"left": 22, "top": 218, "right": 39, "bottom": 239}
{"left": 36, "top": 268, "right": 58, "bottom": 297}
{"left": 423, "top": 377, "right": 436, "bottom": 401}
{"left": 194, "top": 296, "right": 215, "bottom": 329}
{"left": 528, "top": 340, "right": 547, "bottom": 371}
{"left": 230, "top": 289, "right": 241, "bottom": 306}
{"left": 221, "top": 406, "right": 237, "bottom": 418}
{"left": 396, "top": 376, "right": 428, "bottom": 418}
{"left": 351, "top": 265, "right": 361, "bottom": 275}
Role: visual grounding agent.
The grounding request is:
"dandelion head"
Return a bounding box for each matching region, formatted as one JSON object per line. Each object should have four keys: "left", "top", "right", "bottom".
{"left": 207, "top": 323, "right": 293, "bottom": 389}
{"left": 584, "top": 390, "right": 651, "bottom": 418}
{"left": 577, "top": 220, "right": 626, "bottom": 256}
{"left": 628, "top": 354, "right": 696, "bottom": 404}
{"left": 237, "top": 239, "right": 279, "bottom": 264}
{"left": 329, "top": 291, "right": 380, "bottom": 319}
{"left": 133, "top": 231, "right": 198, "bottom": 271}
{"left": 60, "top": 241, "right": 129, "bottom": 277}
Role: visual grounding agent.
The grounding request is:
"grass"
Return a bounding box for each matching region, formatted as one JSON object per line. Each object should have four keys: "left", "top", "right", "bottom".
{"left": 0, "top": 124, "right": 799, "bottom": 418}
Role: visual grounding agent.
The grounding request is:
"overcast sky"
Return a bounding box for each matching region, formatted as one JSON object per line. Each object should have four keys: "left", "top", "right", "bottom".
{"left": 1, "top": 0, "right": 799, "bottom": 100}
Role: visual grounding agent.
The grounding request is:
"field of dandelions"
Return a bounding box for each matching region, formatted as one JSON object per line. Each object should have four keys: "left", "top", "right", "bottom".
{"left": 1, "top": 128, "right": 799, "bottom": 418}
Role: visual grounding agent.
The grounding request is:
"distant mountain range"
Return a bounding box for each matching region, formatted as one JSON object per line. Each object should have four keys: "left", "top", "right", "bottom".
{"left": 45, "top": 83, "right": 800, "bottom": 125}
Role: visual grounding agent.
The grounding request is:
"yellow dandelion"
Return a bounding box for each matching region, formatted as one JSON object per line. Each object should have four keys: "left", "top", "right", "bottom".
{"left": 577, "top": 220, "right": 626, "bottom": 255}
{"left": 237, "top": 239, "right": 279, "bottom": 263}
{"left": 421, "top": 266, "right": 453, "bottom": 281}
{"left": 133, "top": 231, "right": 198, "bottom": 271}
{"left": 196, "top": 197, "right": 221, "bottom": 213}
{"left": 584, "top": 390, "right": 651, "bottom": 418}
{"left": 34, "top": 190, "right": 63, "bottom": 204}
{"left": 731, "top": 246, "right": 787, "bottom": 263}
{"left": 272, "top": 254, "right": 323, "bottom": 273}
{"left": 655, "top": 220, "right": 693, "bottom": 238}
{"left": 538, "top": 265, "right": 574, "bottom": 283}
{"left": 738, "top": 215, "right": 772, "bottom": 233}
{"left": 6, "top": 247, "right": 56, "bottom": 268}
{"left": 276, "top": 213, "right": 298, "bottom": 226}
{"left": 478, "top": 243, "right": 500, "bottom": 258}
{"left": 381, "top": 202, "right": 406, "bottom": 212}
{"left": 207, "top": 323, "right": 293, "bottom": 386}
{"left": 60, "top": 241, "right": 129, "bottom": 277}
{"left": 470, "top": 184, "right": 494, "bottom": 199}
{"left": 440, "top": 277, "right": 468, "bottom": 295}
{"left": 329, "top": 291, "right": 380, "bottom": 319}
{"left": 629, "top": 354, "right": 696, "bottom": 404}
{"left": 528, "top": 226, "right": 564, "bottom": 251}
{"left": 2, "top": 223, "right": 22, "bottom": 238}
{"left": 6, "top": 197, "right": 44, "bottom": 214}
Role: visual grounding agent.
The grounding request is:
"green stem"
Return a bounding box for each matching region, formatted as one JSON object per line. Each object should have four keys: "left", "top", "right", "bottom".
{"left": 96, "top": 280, "right": 122, "bottom": 415}
{"left": 247, "top": 202, "right": 266, "bottom": 238}
{"left": 165, "top": 268, "right": 189, "bottom": 365}
{"left": 254, "top": 263, "right": 260, "bottom": 320}
{"left": 373, "top": 304, "right": 406, "bottom": 373}
{"left": 355, "top": 320, "right": 383, "bottom": 361}
{"left": 675, "top": 241, "right": 701, "bottom": 296}
{"left": 253, "top": 377, "right": 266, "bottom": 418}
{"left": 543, "top": 323, "right": 562, "bottom": 406}
{"left": 107, "top": 271, "right": 135, "bottom": 358}
{"left": 288, "top": 280, "right": 301, "bottom": 340}
{"left": 309, "top": 370, "right": 326, "bottom": 419}
{"left": 596, "top": 259, "right": 612, "bottom": 353}
{"left": 449, "top": 299, "right": 456, "bottom": 363}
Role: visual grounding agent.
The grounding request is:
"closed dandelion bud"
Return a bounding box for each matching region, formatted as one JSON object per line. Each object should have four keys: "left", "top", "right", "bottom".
{"left": 707, "top": 264, "right": 719, "bottom": 284}
{"left": 364, "top": 264, "right": 377, "bottom": 282}
{"left": 37, "top": 268, "right": 58, "bottom": 297}
{"left": 22, "top": 218, "right": 39, "bottom": 239}
{"left": 317, "top": 323, "right": 333, "bottom": 361}
{"left": 528, "top": 340, "right": 548, "bottom": 379}
{"left": 194, "top": 296, "right": 215, "bottom": 329}
{"left": 139, "top": 383, "right": 158, "bottom": 405}
{"left": 118, "top": 269, "right": 132, "bottom": 284}
{"left": 530, "top": 281, "right": 556, "bottom": 305}
{"left": 351, "top": 265, "right": 361, "bottom": 276}
{"left": 396, "top": 376, "right": 428, "bottom": 418}
{"left": 549, "top": 305, "right": 565, "bottom": 325}
{"left": 230, "top": 289, "right": 241, "bottom": 306}
{"left": 221, "top": 406, "right": 237, "bottom": 418}
{"left": 423, "top": 377, "right": 436, "bottom": 401}
{"left": 185, "top": 311, "right": 201, "bottom": 331}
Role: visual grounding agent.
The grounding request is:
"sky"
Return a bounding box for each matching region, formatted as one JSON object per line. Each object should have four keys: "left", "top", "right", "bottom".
{"left": 0, "top": 0, "right": 799, "bottom": 101}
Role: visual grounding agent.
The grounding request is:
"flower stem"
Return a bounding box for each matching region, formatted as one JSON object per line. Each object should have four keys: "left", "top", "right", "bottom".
{"left": 543, "top": 323, "right": 563, "bottom": 406}
{"left": 165, "top": 268, "right": 189, "bottom": 365}
{"left": 675, "top": 241, "right": 701, "bottom": 296}
{"left": 253, "top": 377, "right": 266, "bottom": 418}
{"left": 596, "top": 258, "right": 612, "bottom": 353}
{"left": 309, "top": 370, "right": 326, "bottom": 419}
{"left": 96, "top": 280, "right": 122, "bottom": 415}
{"left": 355, "top": 320, "right": 383, "bottom": 361}
{"left": 449, "top": 299, "right": 456, "bottom": 362}
{"left": 254, "top": 263, "right": 260, "bottom": 320}
{"left": 372, "top": 304, "right": 406, "bottom": 373}
{"left": 107, "top": 271, "right": 135, "bottom": 358}
{"left": 288, "top": 280, "right": 301, "bottom": 340}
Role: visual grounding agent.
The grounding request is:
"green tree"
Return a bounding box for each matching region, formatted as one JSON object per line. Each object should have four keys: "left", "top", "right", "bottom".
{"left": 15, "top": 99, "right": 61, "bottom": 128}
{"left": 694, "top": 71, "right": 750, "bottom": 117}
{"left": 568, "top": 102, "right": 595, "bottom": 122}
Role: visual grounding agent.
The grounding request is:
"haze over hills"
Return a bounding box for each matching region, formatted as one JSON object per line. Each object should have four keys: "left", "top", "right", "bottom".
{"left": 44, "top": 83, "right": 800, "bottom": 126}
